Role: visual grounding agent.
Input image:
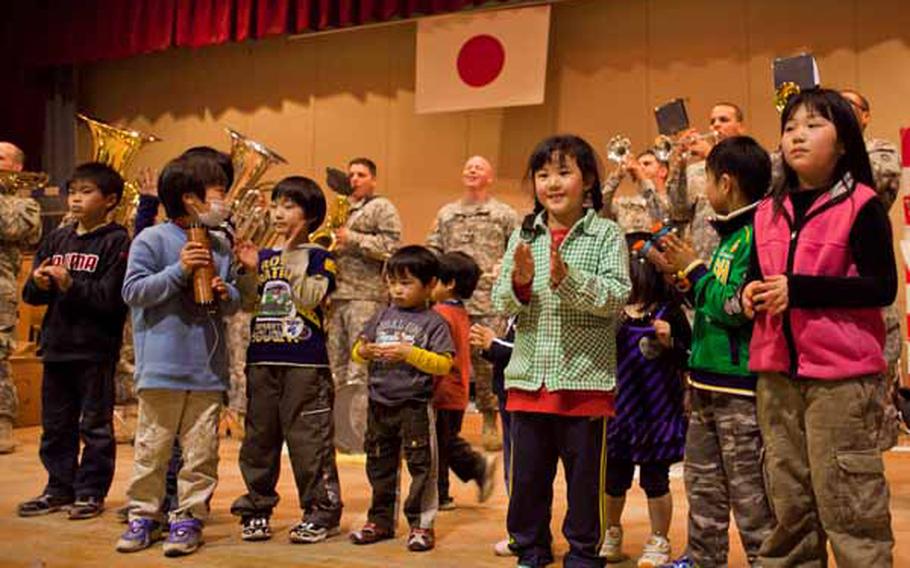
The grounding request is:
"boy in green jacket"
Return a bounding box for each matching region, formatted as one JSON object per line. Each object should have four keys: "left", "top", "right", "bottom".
{"left": 658, "top": 136, "right": 775, "bottom": 568}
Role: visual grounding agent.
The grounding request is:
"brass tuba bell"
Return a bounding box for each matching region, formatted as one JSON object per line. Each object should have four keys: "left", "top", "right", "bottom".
{"left": 225, "top": 128, "right": 287, "bottom": 248}
{"left": 77, "top": 113, "right": 160, "bottom": 226}
{"left": 0, "top": 169, "right": 49, "bottom": 195}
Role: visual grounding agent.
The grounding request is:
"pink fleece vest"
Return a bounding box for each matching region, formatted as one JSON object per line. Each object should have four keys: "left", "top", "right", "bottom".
{"left": 749, "top": 181, "right": 886, "bottom": 380}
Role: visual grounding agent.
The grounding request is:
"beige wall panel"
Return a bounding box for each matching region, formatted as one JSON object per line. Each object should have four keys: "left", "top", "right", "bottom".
{"left": 548, "top": 0, "right": 648, "bottom": 197}
{"left": 236, "top": 37, "right": 317, "bottom": 181}
{"left": 647, "top": 0, "right": 749, "bottom": 143}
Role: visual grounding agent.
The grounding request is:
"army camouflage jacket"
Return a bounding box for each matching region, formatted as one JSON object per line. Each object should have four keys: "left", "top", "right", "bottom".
{"left": 601, "top": 171, "right": 669, "bottom": 233}
{"left": 668, "top": 160, "right": 720, "bottom": 262}
{"left": 427, "top": 196, "right": 519, "bottom": 316}
{"left": 333, "top": 195, "right": 401, "bottom": 302}
{"left": 0, "top": 191, "right": 41, "bottom": 355}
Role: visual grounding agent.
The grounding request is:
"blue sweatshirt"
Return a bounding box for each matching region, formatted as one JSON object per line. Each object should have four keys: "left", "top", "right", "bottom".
{"left": 122, "top": 221, "right": 240, "bottom": 391}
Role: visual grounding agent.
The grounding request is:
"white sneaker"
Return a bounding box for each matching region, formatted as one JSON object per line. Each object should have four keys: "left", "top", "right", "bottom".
{"left": 599, "top": 525, "right": 623, "bottom": 561}
{"left": 637, "top": 535, "right": 671, "bottom": 567}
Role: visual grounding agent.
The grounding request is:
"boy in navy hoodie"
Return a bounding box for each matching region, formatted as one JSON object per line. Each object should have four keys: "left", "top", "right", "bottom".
{"left": 18, "top": 162, "right": 131, "bottom": 520}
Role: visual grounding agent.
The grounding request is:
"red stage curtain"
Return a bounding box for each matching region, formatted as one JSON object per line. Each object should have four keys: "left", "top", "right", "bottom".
{"left": 23, "top": 0, "right": 527, "bottom": 66}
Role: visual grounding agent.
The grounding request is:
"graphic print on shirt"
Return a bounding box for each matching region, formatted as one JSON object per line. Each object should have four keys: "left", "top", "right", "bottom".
{"left": 251, "top": 252, "right": 321, "bottom": 345}
{"left": 51, "top": 252, "right": 99, "bottom": 273}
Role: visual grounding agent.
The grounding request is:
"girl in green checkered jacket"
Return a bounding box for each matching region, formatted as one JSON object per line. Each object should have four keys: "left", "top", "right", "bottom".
{"left": 492, "top": 134, "right": 631, "bottom": 567}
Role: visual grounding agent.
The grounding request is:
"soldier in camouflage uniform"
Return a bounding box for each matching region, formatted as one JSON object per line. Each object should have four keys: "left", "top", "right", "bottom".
{"left": 327, "top": 157, "right": 401, "bottom": 453}
{"left": 602, "top": 150, "right": 670, "bottom": 233}
{"left": 427, "top": 156, "right": 518, "bottom": 451}
{"left": 0, "top": 142, "right": 43, "bottom": 453}
{"left": 668, "top": 103, "right": 747, "bottom": 262}
{"left": 842, "top": 89, "right": 904, "bottom": 449}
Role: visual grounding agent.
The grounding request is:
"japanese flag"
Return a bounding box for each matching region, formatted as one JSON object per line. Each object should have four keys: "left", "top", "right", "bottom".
{"left": 415, "top": 5, "right": 551, "bottom": 114}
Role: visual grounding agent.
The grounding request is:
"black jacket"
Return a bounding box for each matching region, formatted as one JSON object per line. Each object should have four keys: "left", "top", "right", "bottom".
{"left": 22, "top": 222, "right": 131, "bottom": 362}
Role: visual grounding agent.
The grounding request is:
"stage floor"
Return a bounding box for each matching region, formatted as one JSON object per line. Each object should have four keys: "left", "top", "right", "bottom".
{"left": 2, "top": 417, "right": 910, "bottom": 567}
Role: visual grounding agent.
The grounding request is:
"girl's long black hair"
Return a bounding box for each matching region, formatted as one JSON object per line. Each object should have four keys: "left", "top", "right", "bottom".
{"left": 774, "top": 88, "right": 874, "bottom": 212}
{"left": 519, "top": 135, "right": 604, "bottom": 238}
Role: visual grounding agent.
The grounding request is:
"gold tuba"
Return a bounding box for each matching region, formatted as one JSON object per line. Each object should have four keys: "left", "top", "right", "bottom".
{"left": 77, "top": 113, "right": 160, "bottom": 226}
{"left": 225, "top": 128, "right": 287, "bottom": 248}
{"left": 0, "top": 169, "right": 49, "bottom": 195}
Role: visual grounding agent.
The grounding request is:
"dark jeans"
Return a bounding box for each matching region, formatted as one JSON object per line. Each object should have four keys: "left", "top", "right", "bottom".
{"left": 508, "top": 412, "right": 607, "bottom": 568}
{"left": 231, "top": 365, "right": 342, "bottom": 525}
{"left": 500, "top": 395, "right": 512, "bottom": 492}
{"left": 435, "top": 408, "right": 485, "bottom": 500}
{"left": 40, "top": 360, "right": 116, "bottom": 500}
{"left": 365, "top": 399, "right": 437, "bottom": 531}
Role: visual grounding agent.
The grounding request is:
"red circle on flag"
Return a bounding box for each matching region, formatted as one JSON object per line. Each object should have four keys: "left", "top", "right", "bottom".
{"left": 456, "top": 34, "right": 506, "bottom": 88}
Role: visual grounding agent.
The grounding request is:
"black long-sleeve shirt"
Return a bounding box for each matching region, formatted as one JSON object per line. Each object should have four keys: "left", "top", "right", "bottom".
{"left": 22, "top": 222, "right": 131, "bottom": 361}
{"left": 748, "top": 188, "right": 897, "bottom": 309}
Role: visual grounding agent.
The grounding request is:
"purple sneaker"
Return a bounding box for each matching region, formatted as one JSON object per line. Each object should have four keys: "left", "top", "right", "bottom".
{"left": 116, "top": 518, "right": 163, "bottom": 553}
{"left": 162, "top": 519, "right": 203, "bottom": 557}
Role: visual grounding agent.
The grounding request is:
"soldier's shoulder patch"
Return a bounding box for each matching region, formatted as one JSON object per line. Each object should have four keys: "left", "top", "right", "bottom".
{"left": 324, "top": 258, "right": 337, "bottom": 274}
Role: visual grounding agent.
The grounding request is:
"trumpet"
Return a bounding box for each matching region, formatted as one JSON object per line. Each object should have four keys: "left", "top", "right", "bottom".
{"left": 606, "top": 135, "right": 633, "bottom": 164}
{"left": 0, "top": 169, "right": 49, "bottom": 195}
{"left": 652, "top": 131, "right": 718, "bottom": 162}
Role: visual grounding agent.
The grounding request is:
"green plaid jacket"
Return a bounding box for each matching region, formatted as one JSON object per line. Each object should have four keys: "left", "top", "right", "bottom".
{"left": 492, "top": 209, "right": 631, "bottom": 393}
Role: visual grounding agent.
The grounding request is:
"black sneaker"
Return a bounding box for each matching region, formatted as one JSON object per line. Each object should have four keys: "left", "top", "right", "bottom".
{"left": 68, "top": 496, "right": 104, "bottom": 520}
{"left": 241, "top": 516, "right": 272, "bottom": 541}
{"left": 289, "top": 520, "right": 340, "bottom": 544}
{"left": 17, "top": 494, "right": 74, "bottom": 517}
{"left": 439, "top": 497, "right": 456, "bottom": 511}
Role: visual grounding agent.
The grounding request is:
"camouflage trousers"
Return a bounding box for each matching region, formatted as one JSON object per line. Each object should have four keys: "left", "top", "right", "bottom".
{"left": 327, "top": 299, "right": 383, "bottom": 453}
{"left": 114, "top": 321, "right": 136, "bottom": 405}
{"left": 225, "top": 311, "right": 253, "bottom": 414}
{"left": 878, "top": 303, "right": 903, "bottom": 450}
{"left": 470, "top": 314, "right": 504, "bottom": 414}
{"left": 684, "top": 388, "right": 774, "bottom": 568}
{"left": 756, "top": 373, "right": 893, "bottom": 567}
{"left": 0, "top": 357, "right": 16, "bottom": 421}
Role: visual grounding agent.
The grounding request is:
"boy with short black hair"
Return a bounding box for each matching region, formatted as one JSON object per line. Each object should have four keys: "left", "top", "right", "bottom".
{"left": 116, "top": 154, "right": 240, "bottom": 557}
{"left": 431, "top": 251, "right": 498, "bottom": 511}
{"left": 230, "top": 176, "right": 343, "bottom": 544}
{"left": 19, "top": 161, "right": 131, "bottom": 521}
{"left": 659, "top": 136, "right": 775, "bottom": 568}
{"left": 348, "top": 245, "right": 454, "bottom": 552}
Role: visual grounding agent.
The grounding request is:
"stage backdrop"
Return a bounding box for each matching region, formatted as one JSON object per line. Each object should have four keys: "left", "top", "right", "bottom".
{"left": 77, "top": 0, "right": 910, "bottom": 329}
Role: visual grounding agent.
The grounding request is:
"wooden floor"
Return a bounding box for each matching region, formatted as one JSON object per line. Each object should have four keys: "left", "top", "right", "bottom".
{"left": 2, "top": 416, "right": 910, "bottom": 567}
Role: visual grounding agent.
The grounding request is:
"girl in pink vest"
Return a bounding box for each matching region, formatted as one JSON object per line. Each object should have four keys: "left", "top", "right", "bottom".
{"left": 743, "top": 88, "right": 896, "bottom": 566}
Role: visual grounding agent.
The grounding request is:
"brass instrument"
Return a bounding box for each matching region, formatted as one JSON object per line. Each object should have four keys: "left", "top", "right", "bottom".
{"left": 0, "top": 169, "right": 49, "bottom": 195}
{"left": 606, "top": 135, "right": 633, "bottom": 164}
{"left": 308, "top": 167, "right": 354, "bottom": 251}
{"left": 309, "top": 195, "right": 350, "bottom": 250}
{"left": 774, "top": 81, "right": 800, "bottom": 113}
{"left": 652, "top": 131, "right": 718, "bottom": 162}
{"left": 77, "top": 113, "right": 160, "bottom": 226}
{"left": 225, "top": 128, "right": 287, "bottom": 248}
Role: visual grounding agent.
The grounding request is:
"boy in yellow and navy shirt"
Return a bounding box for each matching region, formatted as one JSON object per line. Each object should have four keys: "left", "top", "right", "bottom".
{"left": 229, "top": 177, "right": 342, "bottom": 545}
